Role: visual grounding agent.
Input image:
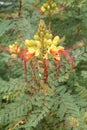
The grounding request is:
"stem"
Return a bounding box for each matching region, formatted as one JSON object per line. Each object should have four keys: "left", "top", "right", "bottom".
{"left": 43, "top": 59, "right": 48, "bottom": 83}
{"left": 30, "top": 60, "right": 37, "bottom": 80}
{"left": 76, "top": 0, "right": 81, "bottom": 33}
{"left": 18, "top": 0, "right": 22, "bottom": 17}
{"left": 54, "top": 59, "right": 61, "bottom": 77}
{"left": 24, "top": 60, "right": 27, "bottom": 81}
{"left": 48, "top": 16, "right": 52, "bottom": 32}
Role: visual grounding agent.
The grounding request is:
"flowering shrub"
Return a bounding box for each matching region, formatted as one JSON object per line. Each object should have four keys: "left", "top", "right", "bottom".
{"left": 0, "top": 0, "right": 87, "bottom": 130}
{"left": 6, "top": 19, "right": 74, "bottom": 83}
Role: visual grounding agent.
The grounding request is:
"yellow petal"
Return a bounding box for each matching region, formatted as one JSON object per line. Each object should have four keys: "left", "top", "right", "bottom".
{"left": 41, "top": 6, "right": 46, "bottom": 12}
{"left": 25, "top": 40, "right": 36, "bottom": 47}
{"left": 53, "top": 36, "right": 60, "bottom": 45}
{"left": 57, "top": 46, "right": 64, "bottom": 51}
{"left": 34, "top": 35, "right": 39, "bottom": 40}
{"left": 35, "top": 49, "right": 40, "bottom": 56}
{"left": 28, "top": 48, "right": 35, "bottom": 53}
{"left": 35, "top": 40, "right": 41, "bottom": 48}
{"left": 45, "top": 33, "right": 52, "bottom": 39}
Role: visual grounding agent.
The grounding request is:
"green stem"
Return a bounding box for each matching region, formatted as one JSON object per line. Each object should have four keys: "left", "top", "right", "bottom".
{"left": 48, "top": 16, "right": 52, "bottom": 32}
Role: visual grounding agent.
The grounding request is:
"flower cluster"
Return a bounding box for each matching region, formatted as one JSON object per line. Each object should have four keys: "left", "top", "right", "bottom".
{"left": 9, "top": 42, "right": 22, "bottom": 58}
{"left": 41, "top": 0, "right": 58, "bottom": 16}
{"left": 9, "top": 42, "right": 35, "bottom": 62}
{"left": 8, "top": 19, "right": 74, "bottom": 82}
{"left": 25, "top": 19, "right": 64, "bottom": 60}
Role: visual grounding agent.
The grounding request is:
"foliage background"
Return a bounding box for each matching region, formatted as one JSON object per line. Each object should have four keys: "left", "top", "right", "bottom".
{"left": 0, "top": 0, "right": 87, "bottom": 130}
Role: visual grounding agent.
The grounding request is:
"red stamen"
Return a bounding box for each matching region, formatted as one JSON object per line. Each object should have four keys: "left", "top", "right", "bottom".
{"left": 50, "top": 49, "right": 74, "bottom": 69}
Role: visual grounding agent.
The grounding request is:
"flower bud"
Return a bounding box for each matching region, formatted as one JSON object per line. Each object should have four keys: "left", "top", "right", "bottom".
{"left": 47, "top": 5, "right": 50, "bottom": 9}
{"left": 53, "top": 36, "right": 60, "bottom": 45}
{"left": 41, "top": 6, "right": 46, "bottom": 12}
{"left": 45, "top": 33, "right": 52, "bottom": 39}
{"left": 40, "top": 31, "right": 44, "bottom": 36}
{"left": 57, "top": 46, "right": 64, "bottom": 51}
{"left": 34, "top": 35, "right": 39, "bottom": 40}
{"left": 25, "top": 40, "right": 35, "bottom": 47}
{"left": 43, "top": 3, "right": 48, "bottom": 8}
{"left": 52, "top": 3, "right": 56, "bottom": 8}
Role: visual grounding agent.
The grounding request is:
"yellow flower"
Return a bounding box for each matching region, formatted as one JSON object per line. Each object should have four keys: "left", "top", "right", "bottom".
{"left": 52, "top": 3, "right": 56, "bottom": 8}
{"left": 35, "top": 49, "right": 40, "bottom": 56}
{"left": 45, "top": 33, "right": 52, "bottom": 39}
{"left": 28, "top": 48, "right": 35, "bottom": 54}
{"left": 48, "top": 45, "right": 57, "bottom": 52}
{"left": 25, "top": 40, "right": 41, "bottom": 57}
{"left": 53, "top": 36, "right": 60, "bottom": 45}
{"left": 49, "top": 45, "right": 64, "bottom": 53}
{"left": 43, "top": 3, "right": 48, "bottom": 8}
{"left": 9, "top": 42, "right": 21, "bottom": 54}
{"left": 41, "top": 6, "right": 46, "bottom": 13}
{"left": 57, "top": 46, "right": 64, "bottom": 51}
{"left": 28, "top": 47, "right": 40, "bottom": 57}
{"left": 49, "top": 45, "right": 64, "bottom": 60}
{"left": 25, "top": 40, "right": 36, "bottom": 47}
{"left": 34, "top": 35, "right": 40, "bottom": 40}
{"left": 47, "top": 5, "right": 50, "bottom": 9}
{"left": 9, "top": 44, "right": 16, "bottom": 53}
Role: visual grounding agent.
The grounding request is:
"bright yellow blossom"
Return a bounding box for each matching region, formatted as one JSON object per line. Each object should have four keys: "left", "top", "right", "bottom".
{"left": 25, "top": 40, "right": 36, "bottom": 47}
{"left": 53, "top": 36, "right": 60, "bottom": 45}
{"left": 9, "top": 42, "right": 23, "bottom": 58}
{"left": 6, "top": 19, "right": 74, "bottom": 82}
{"left": 41, "top": 6, "right": 46, "bottom": 13}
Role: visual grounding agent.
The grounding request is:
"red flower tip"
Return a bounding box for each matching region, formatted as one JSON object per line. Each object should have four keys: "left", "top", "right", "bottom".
{"left": 50, "top": 49, "right": 74, "bottom": 69}
{"left": 19, "top": 50, "right": 35, "bottom": 62}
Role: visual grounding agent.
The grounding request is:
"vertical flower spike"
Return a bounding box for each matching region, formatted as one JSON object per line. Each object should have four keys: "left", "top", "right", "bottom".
{"left": 36, "top": 20, "right": 51, "bottom": 82}
{"left": 41, "top": 0, "right": 58, "bottom": 17}
{"left": 25, "top": 19, "right": 74, "bottom": 82}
